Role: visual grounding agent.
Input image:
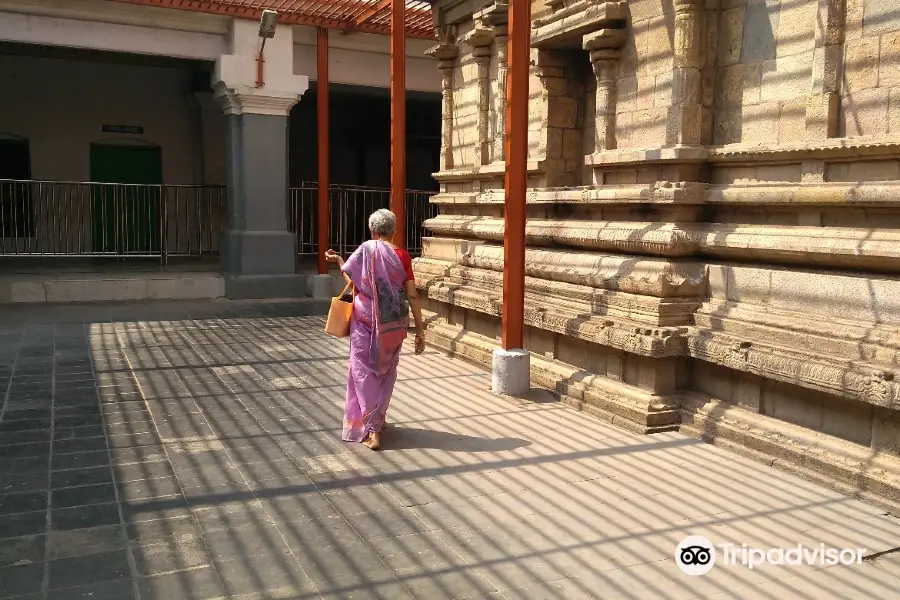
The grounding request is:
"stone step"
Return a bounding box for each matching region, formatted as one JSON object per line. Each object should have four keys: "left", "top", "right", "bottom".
{"left": 680, "top": 391, "right": 900, "bottom": 514}
{"left": 0, "top": 270, "right": 356, "bottom": 304}
{"left": 0, "top": 273, "right": 226, "bottom": 304}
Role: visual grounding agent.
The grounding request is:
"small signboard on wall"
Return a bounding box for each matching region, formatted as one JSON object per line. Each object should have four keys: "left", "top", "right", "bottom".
{"left": 102, "top": 124, "right": 144, "bottom": 135}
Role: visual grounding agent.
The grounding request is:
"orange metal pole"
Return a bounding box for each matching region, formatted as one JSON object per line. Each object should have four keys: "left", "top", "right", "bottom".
{"left": 317, "top": 27, "right": 330, "bottom": 275}
{"left": 502, "top": 0, "right": 530, "bottom": 350}
{"left": 390, "top": 0, "right": 406, "bottom": 249}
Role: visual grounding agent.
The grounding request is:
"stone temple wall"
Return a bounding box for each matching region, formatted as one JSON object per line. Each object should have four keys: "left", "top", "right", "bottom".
{"left": 416, "top": 0, "right": 900, "bottom": 511}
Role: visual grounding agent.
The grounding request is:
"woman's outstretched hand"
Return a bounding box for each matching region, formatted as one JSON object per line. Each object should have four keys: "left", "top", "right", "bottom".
{"left": 414, "top": 332, "right": 426, "bottom": 355}
{"left": 325, "top": 249, "right": 343, "bottom": 265}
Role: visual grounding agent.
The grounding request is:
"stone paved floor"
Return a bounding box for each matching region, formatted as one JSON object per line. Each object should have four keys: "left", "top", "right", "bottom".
{"left": 0, "top": 299, "right": 899, "bottom": 600}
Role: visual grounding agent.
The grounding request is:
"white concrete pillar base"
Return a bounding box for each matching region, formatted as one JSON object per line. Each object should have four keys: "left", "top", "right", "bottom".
{"left": 309, "top": 274, "right": 335, "bottom": 299}
{"left": 491, "top": 348, "right": 531, "bottom": 396}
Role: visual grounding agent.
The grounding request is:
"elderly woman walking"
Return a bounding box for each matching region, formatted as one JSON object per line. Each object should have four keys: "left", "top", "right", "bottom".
{"left": 325, "top": 209, "right": 425, "bottom": 450}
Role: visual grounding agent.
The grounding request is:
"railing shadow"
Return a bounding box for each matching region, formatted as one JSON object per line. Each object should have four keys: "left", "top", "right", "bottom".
{"left": 1, "top": 299, "right": 899, "bottom": 600}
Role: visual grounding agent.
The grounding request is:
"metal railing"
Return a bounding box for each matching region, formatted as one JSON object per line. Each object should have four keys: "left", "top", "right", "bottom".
{"left": 0, "top": 179, "right": 227, "bottom": 260}
{"left": 0, "top": 179, "right": 436, "bottom": 263}
{"left": 288, "top": 183, "right": 437, "bottom": 257}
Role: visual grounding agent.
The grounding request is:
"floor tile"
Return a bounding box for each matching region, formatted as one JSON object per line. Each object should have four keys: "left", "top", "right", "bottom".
{"left": 46, "top": 525, "right": 125, "bottom": 560}
{"left": 377, "top": 531, "right": 472, "bottom": 572}
{"left": 114, "top": 461, "right": 176, "bottom": 483}
{"left": 52, "top": 450, "right": 110, "bottom": 472}
{"left": 131, "top": 538, "right": 211, "bottom": 576}
{"left": 0, "top": 418, "right": 50, "bottom": 433}
{"left": 214, "top": 553, "right": 317, "bottom": 599}
{"left": 51, "top": 502, "right": 121, "bottom": 531}
{"left": 348, "top": 508, "right": 437, "bottom": 541}
{"left": 51, "top": 483, "right": 117, "bottom": 509}
{"left": 293, "top": 537, "right": 395, "bottom": 587}
{"left": 191, "top": 500, "right": 271, "bottom": 533}
{"left": 126, "top": 516, "right": 203, "bottom": 547}
{"left": 0, "top": 441, "right": 50, "bottom": 459}
{"left": 108, "top": 432, "right": 163, "bottom": 448}
{"left": 117, "top": 476, "right": 182, "bottom": 502}
{"left": 54, "top": 415, "right": 104, "bottom": 429}
{"left": 0, "top": 429, "right": 51, "bottom": 446}
{"left": 0, "top": 491, "right": 47, "bottom": 516}
{"left": 52, "top": 466, "right": 114, "bottom": 489}
{"left": 1, "top": 409, "right": 51, "bottom": 422}
{"left": 46, "top": 579, "right": 136, "bottom": 600}
{"left": 54, "top": 437, "right": 109, "bottom": 455}
{"left": 55, "top": 405, "right": 101, "bottom": 417}
{"left": 400, "top": 568, "right": 499, "bottom": 600}
{"left": 48, "top": 549, "right": 130, "bottom": 590}
{"left": 201, "top": 523, "right": 290, "bottom": 561}
{"left": 110, "top": 445, "right": 168, "bottom": 465}
{"left": 0, "top": 562, "right": 44, "bottom": 598}
{"left": 0, "top": 456, "right": 47, "bottom": 475}
{"left": 54, "top": 425, "right": 105, "bottom": 440}
{"left": 0, "top": 511, "right": 48, "bottom": 540}
{"left": 0, "top": 534, "right": 45, "bottom": 568}
{"left": 136, "top": 566, "right": 227, "bottom": 600}
{"left": 121, "top": 496, "right": 192, "bottom": 524}
{"left": 0, "top": 471, "right": 49, "bottom": 495}
{"left": 317, "top": 578, "right": 413, "bottom": 600}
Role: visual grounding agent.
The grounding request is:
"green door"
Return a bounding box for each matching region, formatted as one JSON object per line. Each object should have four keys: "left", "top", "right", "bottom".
{"left": 90, "top": 144, "right": 162, "bottom": 255}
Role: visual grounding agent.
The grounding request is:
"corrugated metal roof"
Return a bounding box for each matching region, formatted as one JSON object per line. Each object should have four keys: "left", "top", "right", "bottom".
{"left": 110, "top": 0, "right": 435, "bottom": 38}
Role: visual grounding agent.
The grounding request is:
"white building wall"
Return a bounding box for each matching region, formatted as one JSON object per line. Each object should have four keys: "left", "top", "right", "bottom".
{"left": 0, "top": 2, "right": 441, "bottom": 187}
{"left": 0, "top": 0, "right": 231, "bottom": 34}
{"left": 0, "top": 53, "right": 201, "bottom": 184}
{"left": 0, "top": 52, "right": 217, "bottom": 255}
{"left": 0, "top": 2, "right": 439, "bottom": 255}
{"left": 293, "top": 27, "right": 439, "bottom": 93}
{"left": 0, "top": 4, "right": 440, "bottom": 93}
{"left": 0, "top": 10, "right": 227, "bottom": 61}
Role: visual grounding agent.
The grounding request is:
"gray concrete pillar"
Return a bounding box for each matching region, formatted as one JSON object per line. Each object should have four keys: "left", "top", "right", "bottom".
{"left": 218, "top": 112, "right": 305, "bottom": 298}
{"left": 212, "top": 18, "right": 309, "bottom": 299}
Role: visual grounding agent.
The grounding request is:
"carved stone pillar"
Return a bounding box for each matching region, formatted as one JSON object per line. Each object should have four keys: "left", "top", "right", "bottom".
{"left": 465, "top": 28, "right": 494, "bottom": 166}
{"left": 584, "top": 30, "right": 625, "bottom": 152}
{"left": 590, "top": 53, "right": 617, "bottom": 151}
{"left": 439, "top": 61, "right": 456, "bottom": 170}
{"left": 532, "top": 54, "right": 561, "bottom": 179}
{"left": 475, "top": 2, "right": 510, "bottom": 164}
{"left": 807, "top": 0, "right": 846, "bottom": 139}
{"left": 668, "top": 0, "right": 705, "bottom": 146}
{"left": 493, "top": 25, "right": 509, "bottom": 162}
{"left": 426, "top": 42, "right": 459, "bottom": 171}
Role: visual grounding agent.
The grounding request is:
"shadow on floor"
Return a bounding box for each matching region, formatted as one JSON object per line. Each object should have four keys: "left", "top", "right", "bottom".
{"left": 381, "top": 426, "right": 531, "bottom": 453}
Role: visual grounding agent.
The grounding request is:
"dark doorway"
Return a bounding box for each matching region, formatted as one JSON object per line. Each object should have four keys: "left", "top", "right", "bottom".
{"left": 0, "top": 137, "right": 33, "bottom": 237}
{"left": 89, "top": 143, "right": 163, "bottom": 254}
{"left": 289, "top": 85, "right": 441, "bottom": 190}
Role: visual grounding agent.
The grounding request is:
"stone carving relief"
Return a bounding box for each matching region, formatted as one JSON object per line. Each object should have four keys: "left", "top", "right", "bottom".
{"left": 422, "top": 0, "right": 900, "bottom": 507}
{"left": 424, "top": 215, "right": 900, "bottom": 269}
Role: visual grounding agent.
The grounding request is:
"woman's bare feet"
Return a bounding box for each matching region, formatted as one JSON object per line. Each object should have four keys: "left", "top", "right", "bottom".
{"left": 362, "top": 432, "right": 381, "bottom": 451}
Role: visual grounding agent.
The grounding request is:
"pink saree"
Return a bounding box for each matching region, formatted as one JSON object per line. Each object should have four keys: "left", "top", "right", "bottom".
{"left": 340, "top": 240, "right": 410, "bottom": 442}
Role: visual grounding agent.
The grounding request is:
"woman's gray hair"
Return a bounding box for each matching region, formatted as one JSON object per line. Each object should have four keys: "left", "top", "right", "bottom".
{"left": 368, "top": 209, "right": 397, "bottom": 238}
